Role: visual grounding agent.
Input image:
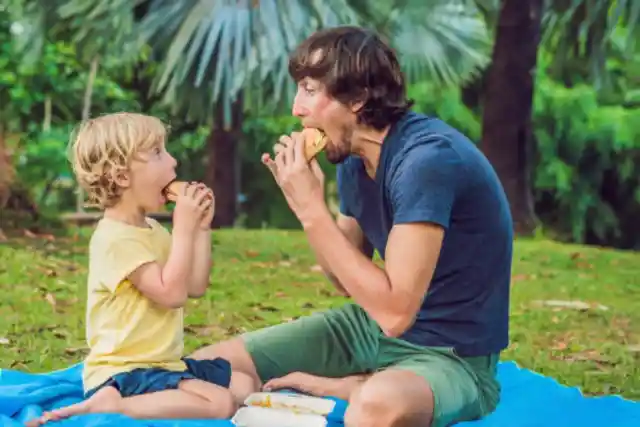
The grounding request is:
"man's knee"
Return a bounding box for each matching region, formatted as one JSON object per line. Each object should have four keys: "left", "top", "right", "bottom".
{"left": 344, "top": 370, "right": 434, "bottom": 427}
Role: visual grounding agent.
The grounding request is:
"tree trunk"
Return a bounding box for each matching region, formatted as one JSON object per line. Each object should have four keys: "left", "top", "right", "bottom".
{"left": 206, "top": 100, "right": 243, "bottom": 228}
{"left": 480, "top": 0, "right": 542, "bottom": 235}
{"left": 0, "top": 123, "right": 12, "bottom": 210}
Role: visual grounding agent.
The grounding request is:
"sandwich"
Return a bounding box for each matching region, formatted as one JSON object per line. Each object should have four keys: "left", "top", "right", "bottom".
{"left": 301, "top": 128, "right": 328, "bottom": 162}
{"left": 163, "top": 180, "right": 187, "bottom": 203}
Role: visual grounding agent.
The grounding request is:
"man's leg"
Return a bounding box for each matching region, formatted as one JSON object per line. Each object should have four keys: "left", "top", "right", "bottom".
{"left": 189, "top": 303, "right": 380, "bottom": 392}
{"left": 344, "top": 346, "right": 501, "bottom": 427}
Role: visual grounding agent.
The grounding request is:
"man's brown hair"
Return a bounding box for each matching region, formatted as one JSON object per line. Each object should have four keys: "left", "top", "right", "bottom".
{"left": 288, "top": 26, "right": 413, "bottom": 130}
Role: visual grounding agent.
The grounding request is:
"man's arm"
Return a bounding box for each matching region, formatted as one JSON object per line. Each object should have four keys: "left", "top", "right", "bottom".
{"left": 316, "top": 214, "right": 374, "bottom": 296}
{"left": 300, "top": 140, "right": 458, "bottom": 337}
{"left": 188, "top": 229, "right": 213, "bottom": 297}
{"left": 303, "top": 216, "right": 444, "bottom": 336}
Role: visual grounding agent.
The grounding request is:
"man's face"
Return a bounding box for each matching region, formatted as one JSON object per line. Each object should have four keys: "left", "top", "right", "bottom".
{"left": 291, "top": 77, "right": 356, "bottom": 164}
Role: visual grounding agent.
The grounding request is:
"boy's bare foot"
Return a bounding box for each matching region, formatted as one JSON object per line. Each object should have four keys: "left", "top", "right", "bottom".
{"left": 25, "top": 386, "right": 121, "bottom": 427}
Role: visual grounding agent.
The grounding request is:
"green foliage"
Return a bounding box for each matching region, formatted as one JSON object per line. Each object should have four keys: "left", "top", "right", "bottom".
{"left": 532, "top": 77, "right": 640, "bottom": 248}
{"left": 409, "top": 82, "right": 482, "bottom": 142}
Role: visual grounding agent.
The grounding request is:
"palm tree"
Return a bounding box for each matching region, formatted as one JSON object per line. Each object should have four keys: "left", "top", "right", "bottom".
{"left": 9, "top": 0, "right": 494, "bottom": 226}
{"left": 135, "top": 0, "right": 493, "bottom": 226}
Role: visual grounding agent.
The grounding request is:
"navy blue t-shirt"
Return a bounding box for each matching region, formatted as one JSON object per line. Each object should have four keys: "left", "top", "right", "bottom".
{"left": 336, "top": 111, "right": 513, "bottom": 357}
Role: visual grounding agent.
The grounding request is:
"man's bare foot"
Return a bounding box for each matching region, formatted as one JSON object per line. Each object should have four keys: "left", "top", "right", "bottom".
{"left": 25, "top": 386, "right": 122, "bottom": 426}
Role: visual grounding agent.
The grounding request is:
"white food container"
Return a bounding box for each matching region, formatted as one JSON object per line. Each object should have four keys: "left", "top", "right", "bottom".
{"left": 243, "top": 392, "right": 336, "bottom": 416}
{"left": 231, "top": 406, "right": 327, "bottom": 427}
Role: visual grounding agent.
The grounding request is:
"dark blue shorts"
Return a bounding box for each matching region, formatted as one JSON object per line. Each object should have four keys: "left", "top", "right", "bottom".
{"left": 85, "top": 357, "right": 232, "bottom": 399}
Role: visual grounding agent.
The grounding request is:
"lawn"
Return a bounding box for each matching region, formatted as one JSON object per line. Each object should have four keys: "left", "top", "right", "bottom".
{"left": 0, "top": 226, "right": 638, "bottom": 401}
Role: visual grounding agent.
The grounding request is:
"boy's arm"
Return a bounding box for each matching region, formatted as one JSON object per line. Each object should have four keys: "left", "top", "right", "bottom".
{"left": 127, "top": 228, "right": 194, "bottom": 309}
{"left": 188, "top": 228, "right": 213, "bottom": 297}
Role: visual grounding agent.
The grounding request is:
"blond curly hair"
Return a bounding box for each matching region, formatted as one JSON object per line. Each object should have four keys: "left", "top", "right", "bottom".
{"left": 69, "top": 112, "right": 169, "bottom": 209}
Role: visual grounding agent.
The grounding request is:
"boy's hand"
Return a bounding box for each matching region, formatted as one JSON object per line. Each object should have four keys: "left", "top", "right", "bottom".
{"left": 173, "top": 182, "right": 211, "bottom": 235}
{"left": 194, "top": 183, "right": 215, "bottom": 230}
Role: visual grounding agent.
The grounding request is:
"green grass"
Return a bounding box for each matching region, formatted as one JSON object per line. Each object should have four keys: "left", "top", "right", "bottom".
{"left": 0, "top": 227, "right": 638, "bottom": 400}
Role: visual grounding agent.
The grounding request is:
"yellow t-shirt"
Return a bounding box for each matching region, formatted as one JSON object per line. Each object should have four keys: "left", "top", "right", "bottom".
{"left": 82, "top": 216, "right": 186, "bottom": 392}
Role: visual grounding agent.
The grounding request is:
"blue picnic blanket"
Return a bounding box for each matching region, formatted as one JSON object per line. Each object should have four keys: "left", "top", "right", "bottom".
{"left": 1, "top": 361, "right": 638, "bottom": 426}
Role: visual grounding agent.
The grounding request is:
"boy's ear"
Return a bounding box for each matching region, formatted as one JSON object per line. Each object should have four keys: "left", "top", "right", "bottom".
{"left": 113, "top": 168, "right": 131, "bottom": 188}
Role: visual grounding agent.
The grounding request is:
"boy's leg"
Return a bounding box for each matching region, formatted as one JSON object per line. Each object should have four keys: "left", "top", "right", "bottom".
{"left": 181, "top": 356, "right": 258, "bottom": 403}
{"left": 28, "top": 379, "right": 237, "bottom": 426}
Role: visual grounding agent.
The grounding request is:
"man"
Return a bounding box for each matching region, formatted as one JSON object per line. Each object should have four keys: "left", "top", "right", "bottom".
{"left": 191, "top": 26, "right": 513, "bottom": 427}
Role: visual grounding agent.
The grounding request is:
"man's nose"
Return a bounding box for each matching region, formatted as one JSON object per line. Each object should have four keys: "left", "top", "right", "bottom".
{"left": 292, "top": 99, "right": 308, "bottom": 118}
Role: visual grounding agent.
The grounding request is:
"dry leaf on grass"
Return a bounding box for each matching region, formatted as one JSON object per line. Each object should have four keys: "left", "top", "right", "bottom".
{"left": 533, "top": 300, "right": 609, "bottom": 311}
{"left": 309, "top": 265, "right": 323, "bottom": 273}
{"left": 627, "top": 345, "right": 640, "bottom": 353}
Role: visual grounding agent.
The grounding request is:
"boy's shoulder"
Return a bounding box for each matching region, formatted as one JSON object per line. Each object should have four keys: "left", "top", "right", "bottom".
{"left": 89, "top": 216, "right": 169, "bottom": 252}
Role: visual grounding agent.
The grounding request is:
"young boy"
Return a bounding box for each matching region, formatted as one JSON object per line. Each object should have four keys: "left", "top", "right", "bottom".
{"left": 27, "top": 113, "right": 254, "bottom": 426}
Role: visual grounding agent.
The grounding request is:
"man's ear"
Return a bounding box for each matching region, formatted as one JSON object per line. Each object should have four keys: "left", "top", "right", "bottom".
{"left": 349, "top": 89, "right": 368, "bottom": 113}
{"left": 350, "top": 100, "right": 365, "bottom": 113}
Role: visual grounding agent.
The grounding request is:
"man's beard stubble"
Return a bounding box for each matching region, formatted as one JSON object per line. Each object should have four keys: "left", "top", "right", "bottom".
{"left": 325, "top": 125, "right": 353, "bottom": 165}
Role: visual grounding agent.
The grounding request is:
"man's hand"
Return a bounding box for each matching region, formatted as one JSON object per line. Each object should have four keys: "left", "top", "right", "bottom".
{"left": 261, "top": 132, "right": 326, "bottom": 226}
{"left": 262, "top": 372, "right": 370, "bottom": 401}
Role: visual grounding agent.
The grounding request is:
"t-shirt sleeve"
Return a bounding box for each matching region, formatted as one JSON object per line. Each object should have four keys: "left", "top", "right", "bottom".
{"left": 98, "top": 237, "right": 158, "bottom": 292}
{"left": 390, "top": 137, "right": 462, "bottom": 228}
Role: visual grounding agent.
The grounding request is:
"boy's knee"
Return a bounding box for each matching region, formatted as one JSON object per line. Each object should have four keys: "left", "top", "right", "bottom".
{"left": 230, "top": 371, "right": 261, "bottom": 403}
{"left": 208, "top": 390, "right": 237, "bottom": 419}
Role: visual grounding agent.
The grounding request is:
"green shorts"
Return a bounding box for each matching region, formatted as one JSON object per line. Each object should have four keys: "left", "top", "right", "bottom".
{"left": 242, "top": 303, "right": 501, "bottom": 427}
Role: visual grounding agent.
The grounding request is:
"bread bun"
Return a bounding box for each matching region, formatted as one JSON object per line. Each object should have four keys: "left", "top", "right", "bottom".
{"left": 301, "top": 128, "right": 328, "bottom": 162}
{"left": 163, "top": 180, "right": 187, "bottom": 203}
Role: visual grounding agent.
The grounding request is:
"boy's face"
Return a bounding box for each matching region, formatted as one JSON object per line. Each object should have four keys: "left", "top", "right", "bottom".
{"left": 125, "top": 141, "right": 178, "bottom": 213}
{"left": 292, "top": 77, "right": 357, "bottom": 165}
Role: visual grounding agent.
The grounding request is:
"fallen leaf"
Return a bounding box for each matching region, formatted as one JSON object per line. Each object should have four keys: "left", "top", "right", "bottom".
{"left": 564, "top": 350, "right": 614, "bottom": 365}
{"left": 53, "top": 330, "right": 70, "bottom": 339}
{"left": 245, "top": 250, "right": 259, "bottom": 258}
{"left": 511, "top": 274, "right": 530, "bottom": 283}
{"left": 45, "top": 292, "right": 57, "bottom": 308}
{"left": 23, "top": 229, "right": 37, "bottom": 238}
{"left": 575, "top": 262, "right": 593, "bottom": 269}
{"left": 627, "top": 345, "right": 640, "bottom": 353}
{"left": 254, "top": 304, "right": 279, "bottom": 312}
{"left": 552, "top": 341, "right": 568, "bottom": 350}
{"left": 570, "top": 252, "right": 584, "bottom": 260}
{"left": 533, "top": 300, "right": 609, "bottom": 311}
{"left": 274, "top": 292, "right": 288, "bottom": 298}
{"left": 0, "top": 337, "right": 9, "bottom": 345}
{"left": 184, "top": 324, "right": 227, "bottom": 337}
{"left": 279, "top": 261, "right": 292, "bottom": 267}
{"left": 64, "top": 347, "right": 86, "bottom": 356}
{"left": 251, "top": 262, "right": 272, "bottom": 268}
{"left": 310, "top": 265, "right": 323, "bottom": 273}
